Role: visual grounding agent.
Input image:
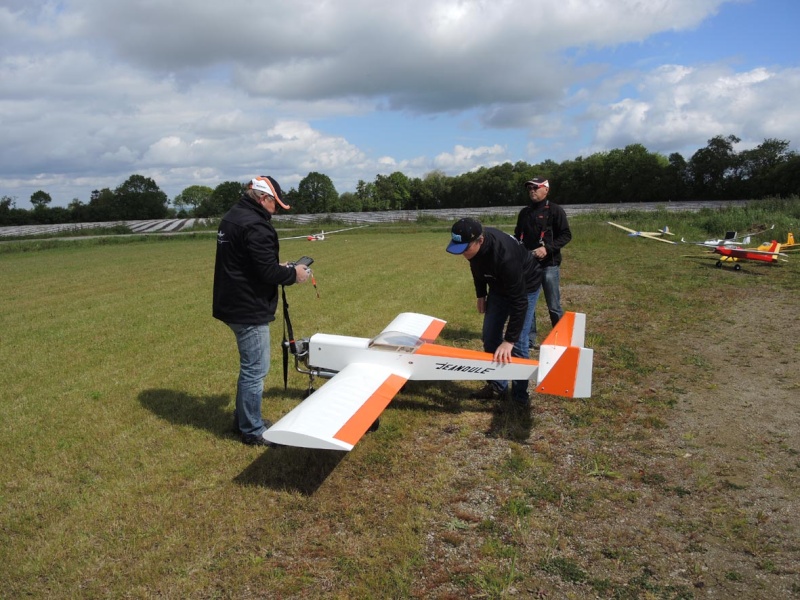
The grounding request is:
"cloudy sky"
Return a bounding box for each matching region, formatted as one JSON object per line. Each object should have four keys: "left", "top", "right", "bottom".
{"left": 2, "top": 0, "right": 798, "bottom": 209}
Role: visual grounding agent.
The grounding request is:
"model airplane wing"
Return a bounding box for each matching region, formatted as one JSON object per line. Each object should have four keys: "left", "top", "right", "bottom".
{"left": 264, "top": 363, "right": 408, "bottom": 451}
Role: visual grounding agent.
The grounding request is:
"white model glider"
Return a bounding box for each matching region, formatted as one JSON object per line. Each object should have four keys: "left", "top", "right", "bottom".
{"left": 608, "top": 222, "right": 676, "bottom": 244}
{"left": 264, "top": 311, "right": 594, "bottom": 451}
{"left": 280, "top": 225, "right": 369, "bottom": 241}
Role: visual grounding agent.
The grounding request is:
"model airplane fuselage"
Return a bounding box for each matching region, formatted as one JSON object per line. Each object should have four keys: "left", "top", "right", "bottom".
{"left": 265, "top": 312, "right": 593, "bottom": 451}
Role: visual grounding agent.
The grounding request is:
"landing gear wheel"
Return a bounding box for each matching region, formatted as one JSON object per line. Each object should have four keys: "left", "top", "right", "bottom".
{"left": 368, "top": 418, "right": 380, "bottom": 432}
{"left": 715, "top": 260, "right": 723, "bottom": 268}
{"left": 734, "top": 264, "right": 742, "bottom": 271}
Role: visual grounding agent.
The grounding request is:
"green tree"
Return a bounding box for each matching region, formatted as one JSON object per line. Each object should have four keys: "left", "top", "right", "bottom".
{"left": 197, "top": 181, "right": 243, "bottom": 217}
{"left": 114, "top": 175, "right": 169, "bottom": 219}
{"left": 373, "top": 172, "right": 411, "bottom": 211}
{"left": 738, "top": 138, "right": 795, "bottom": 197}
{"left": 355, "top": 179, "right": 377, "bottom": 211}
{"left": 297, "top": 172, "right": 338, "bottom": 213}
{"left": 173, "top": 185, "right": 213, "bottom": 216}
{"left": 86, "top": 188, "right": 117, "bottom": 221}
{"left": 689, "top": 134, "right": 741, "bottom": 199}
{"left": 30, "top": 190, "right": 52, "bottom": 209}
{"left": 338, "top": 191, "right": 362, "bottom": 212}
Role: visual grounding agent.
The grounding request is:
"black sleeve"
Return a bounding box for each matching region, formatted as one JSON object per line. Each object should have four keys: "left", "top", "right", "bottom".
{"left": 547, "top": 207, "right": 572, "bottom": 253}
{"left": 247, "top": 222, "right": 296, "bottom": 285}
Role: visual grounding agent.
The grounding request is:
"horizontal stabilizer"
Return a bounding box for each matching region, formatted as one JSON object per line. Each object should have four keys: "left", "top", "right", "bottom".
{"left": 378, "top": 312, "right": 446, "bottom": 344}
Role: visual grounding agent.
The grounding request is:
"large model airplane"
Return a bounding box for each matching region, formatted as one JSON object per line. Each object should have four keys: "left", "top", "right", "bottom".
{"left": 608, "top": 222, "right": 676, "bottom": 244}
{"left": 264, "top": 311, "right": 594, "bottom": 451}
{"left": 280, "top": 225, "right": 369, "bottom": 242}
{"left": 681, "top": 225, "right": 774, "bottom": 248}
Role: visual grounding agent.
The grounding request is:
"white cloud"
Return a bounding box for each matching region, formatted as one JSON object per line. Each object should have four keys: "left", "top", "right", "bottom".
{"left": 591, "top": 63, "right": 800, "bottom": 158}
{"left": 4, "top": 0, "right": 798, "bottom": 209}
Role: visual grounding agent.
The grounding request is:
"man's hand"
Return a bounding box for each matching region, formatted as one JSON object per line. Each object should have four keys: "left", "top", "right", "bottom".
{"left": 476, "top": 297, "right": 487, "bottom": 314}
{"left": 533, "top": 246, "right": 547, "bottom": 259}
{"left": 493, "top": 341, "right": 514, "bottom": 363}
{"left": 294, "top": 264, "right": 310, "bottom": 283}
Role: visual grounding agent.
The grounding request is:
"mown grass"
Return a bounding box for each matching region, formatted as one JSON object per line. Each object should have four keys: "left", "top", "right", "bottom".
{"left": 1, "top": 200, "right": 798, "bottom": 598}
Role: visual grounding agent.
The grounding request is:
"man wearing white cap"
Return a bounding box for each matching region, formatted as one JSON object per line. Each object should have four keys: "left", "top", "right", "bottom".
{"left": 213, "top": 176, "right": 311, "bottom": 446}
{"left": 514, "top": 177, "right": 572, "bottom": 350}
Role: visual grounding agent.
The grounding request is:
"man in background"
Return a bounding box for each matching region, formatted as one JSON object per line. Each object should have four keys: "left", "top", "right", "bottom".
{"left": 514, "top": 177, "right": 572, "bottom": 349}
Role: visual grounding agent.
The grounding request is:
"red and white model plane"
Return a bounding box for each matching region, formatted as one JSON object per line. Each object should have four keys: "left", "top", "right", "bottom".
{"left": 710, "top": 239, "right": 788, "bottom": 270}
{"left": 264, "top": 312, "right": 593, "bottom": 451}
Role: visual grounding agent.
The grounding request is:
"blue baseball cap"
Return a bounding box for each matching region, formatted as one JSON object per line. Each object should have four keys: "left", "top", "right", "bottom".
{"left": 447, "top": 218, "right": 483, "bottom": 254}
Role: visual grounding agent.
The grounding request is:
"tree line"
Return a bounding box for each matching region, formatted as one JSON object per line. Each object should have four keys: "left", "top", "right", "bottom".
{"left": 2, "top": 134, "right": 799, "bottom": 226}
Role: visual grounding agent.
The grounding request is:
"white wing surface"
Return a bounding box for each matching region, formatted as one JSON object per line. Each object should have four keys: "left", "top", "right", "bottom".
{"left": 264, "top": 363, "right": 408, "bottom": 451}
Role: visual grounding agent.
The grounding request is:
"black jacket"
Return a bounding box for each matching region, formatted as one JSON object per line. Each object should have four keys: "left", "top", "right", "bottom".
{"left": 468, "top": 227, "right": 542, "bottom": 344}
{"left": 514, "top": 200, "right": 572, "bottom": 267}
{"left": 212, "top": 194, "right": 297, "bottom": 325}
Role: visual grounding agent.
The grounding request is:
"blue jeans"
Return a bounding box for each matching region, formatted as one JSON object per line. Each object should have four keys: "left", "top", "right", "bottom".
{"left": 227, "top": 323, "right": 270, "bottom": 437}
{"left": 482, "top": 289, "right": 540, "bottom": 404}
{"left": 530, "top": 266, "right": 563, "bottom": 347}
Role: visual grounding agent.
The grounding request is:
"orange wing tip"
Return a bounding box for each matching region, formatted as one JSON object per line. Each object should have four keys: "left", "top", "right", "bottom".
{"left": 420, "top": 318, "right": 447, "bottom": 343}
{"left": 333, "top": 374, "right": 407, "bottom": 446}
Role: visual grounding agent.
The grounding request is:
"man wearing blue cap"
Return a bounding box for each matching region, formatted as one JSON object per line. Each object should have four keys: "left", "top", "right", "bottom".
{"left": 446, "top": 217, "right": 542, "bottom": 408}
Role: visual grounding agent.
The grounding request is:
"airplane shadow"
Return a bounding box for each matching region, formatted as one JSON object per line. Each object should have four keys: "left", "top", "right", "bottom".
{"left": 139, "top": 388, "right": 233, "bottom": 438}
{"left": 436, "top": 326, "right": 482, "bottom": 344}
{"left": 233, "top": 446, "right": 346, "bottom": 495}
{"left": 685, "top": 258, "right": 771, "bottom": 276}
{"left": 138, "top": 387, "right": 346, "bottom": 495}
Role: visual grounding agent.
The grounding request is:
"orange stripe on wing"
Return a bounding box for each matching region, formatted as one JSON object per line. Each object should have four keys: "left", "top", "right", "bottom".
{"left": 415, "top": 343, "right": 537, "bottom": 365}
{"left": 420, "top": 318, "right": 447, "bottom": 342}
{"left": 542, "top": 312, "right": 576, "bottom": 347}
{"left": 333, "top": 374, "right": 407, "bottom": 446}
{"left": 535, "top": 346, "right": 580, "bottom": 397}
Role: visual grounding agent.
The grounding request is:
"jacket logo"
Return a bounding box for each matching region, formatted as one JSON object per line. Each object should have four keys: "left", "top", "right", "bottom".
{"left": 435, "top": 362, "right": 495, "bottom": 374}
{"left": 217, "top": 231, "right": 228, "bottom": 244}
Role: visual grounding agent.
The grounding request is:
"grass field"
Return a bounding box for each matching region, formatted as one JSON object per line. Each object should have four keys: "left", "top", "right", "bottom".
{"left": 2, "top": 202, "right": 799, "bottom": 598}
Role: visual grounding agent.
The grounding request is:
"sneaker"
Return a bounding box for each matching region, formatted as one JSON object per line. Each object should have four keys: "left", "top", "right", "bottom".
{"left": 513, "top": 397, "right": 531, "bottom": 410}
{"left": 471, "top": 384, "right": 502, "bottom": 401}
{"left": 241, "top": 421, "right": 278, "bottom": 447}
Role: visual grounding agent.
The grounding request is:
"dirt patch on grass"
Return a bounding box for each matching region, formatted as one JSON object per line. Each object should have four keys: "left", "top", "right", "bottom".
{"left": 411, "top": 292, "right": 800, "bottom": 598}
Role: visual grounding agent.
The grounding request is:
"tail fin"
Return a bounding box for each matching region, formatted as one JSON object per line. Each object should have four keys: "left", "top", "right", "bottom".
{"left": 535, "top": 312, "right": 593, "bottom": 398}
{"left": 787, "top": 233, "right": 795, "bottom": 246}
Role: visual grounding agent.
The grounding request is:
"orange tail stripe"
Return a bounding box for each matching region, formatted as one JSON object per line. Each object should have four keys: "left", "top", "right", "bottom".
{"left": 535, "top": 346, "right": 580, "bottom": 396}
{"left": 333, "top": 374, "right": 407, "bottom": 446}
{"left": 415, "top": 343, "right": 537, "bottom": 365}
{"left": 542, "top": 312, "right": 576, "bottom": 346}
{"left": 420, "top": 318, "right": 447, "bottom": 342}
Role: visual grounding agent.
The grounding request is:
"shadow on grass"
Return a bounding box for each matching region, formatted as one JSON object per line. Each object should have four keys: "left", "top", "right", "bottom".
{"left": 139, "top": 388, "right": 233, "bottom": 437}
{"left": 234, "top": 447, "right": 346, "bottom": 495}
